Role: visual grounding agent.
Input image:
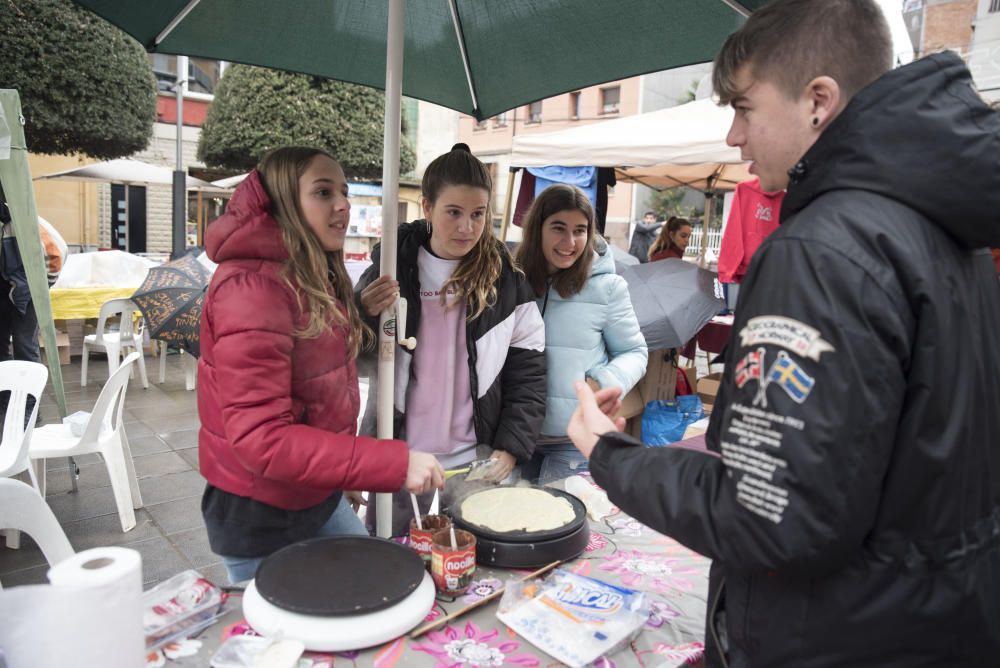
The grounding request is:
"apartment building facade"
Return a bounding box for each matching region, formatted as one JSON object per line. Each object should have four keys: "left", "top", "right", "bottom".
{"left": 904, "top": 0, "right": 999, "bottom": 101}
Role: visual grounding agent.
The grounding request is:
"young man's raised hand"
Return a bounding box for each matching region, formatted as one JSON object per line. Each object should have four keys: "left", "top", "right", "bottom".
{"left": 568, "top": 381, "right": 627, "bottom": 459}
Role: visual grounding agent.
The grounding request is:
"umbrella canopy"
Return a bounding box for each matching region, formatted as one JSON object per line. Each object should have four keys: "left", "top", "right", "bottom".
{"left": 131, "top": 254, "right": 213, "bottom": 357}
{"left": 510, "top": 98, "right": 752, "bottom": 191}
{"left": 620, "top": 258, "right": 724, "bottom": 350}
{"left": 73, "top": 0, "right": 765, "bottom": 121}
{"left": 34, "top": 158, "right": 216, "bottom": 189}
{"left": 609, "top": 244, "right": 640, "bottom": 274}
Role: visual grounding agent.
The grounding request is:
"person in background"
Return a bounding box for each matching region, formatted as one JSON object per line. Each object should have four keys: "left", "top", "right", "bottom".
{"left": 357, "top": 143, "right": 546, "bottom": 534}
{"left": 0, "top": 209, "right": 63, "bottom": 426}
{"left": 0, "top": 211, "right": 64, "bottom": 364}
{"left": 197, "top": 146, "right": 444, "bottom": 584}
{"left": 627, "top": 210, "right": 661, "bottom": 263}
{"left": 647, "top": 216, "right": 693, "bottom": 262}
{"left": 566, "top": 0, "right": 1000, "bottom": 665}
{"left": 514, "top": 184, "right": 646, "bottom": 484}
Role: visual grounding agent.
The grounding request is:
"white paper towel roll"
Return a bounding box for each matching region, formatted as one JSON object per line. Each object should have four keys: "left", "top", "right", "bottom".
{"left": 0, "top": 546, "right": 144, "bottom": 668}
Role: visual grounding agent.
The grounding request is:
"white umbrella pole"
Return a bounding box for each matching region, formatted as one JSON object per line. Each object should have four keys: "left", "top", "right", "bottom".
{"left": 375, "top": 0, "right": 405, "bottom": 539}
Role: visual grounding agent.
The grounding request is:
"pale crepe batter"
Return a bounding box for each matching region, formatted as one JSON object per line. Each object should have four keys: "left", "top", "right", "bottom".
{"left": 460, "top": 487, "right": 575, "bottom": 532}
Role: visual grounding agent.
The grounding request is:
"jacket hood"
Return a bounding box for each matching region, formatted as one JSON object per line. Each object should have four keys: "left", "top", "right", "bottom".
{"left": 783, "top": 52, "right": 1000, "bottom": 248}
{"left": 591, "top": 236, "right": 616, "bottom": 277}
{"left": 206, "top": 170, "right": 288, "bottom": 263}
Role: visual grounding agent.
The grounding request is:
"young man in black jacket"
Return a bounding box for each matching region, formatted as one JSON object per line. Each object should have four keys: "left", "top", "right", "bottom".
{"left": 568, "top": 1, "right": 1000, "bottom": 665}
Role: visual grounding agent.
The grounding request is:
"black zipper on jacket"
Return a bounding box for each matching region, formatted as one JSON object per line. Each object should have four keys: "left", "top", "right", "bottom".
{"left": 540, "top": 278, "right": 552, "bottom": 316}
{"left": 466, "top": 315, "right": 482, "bottom": 443}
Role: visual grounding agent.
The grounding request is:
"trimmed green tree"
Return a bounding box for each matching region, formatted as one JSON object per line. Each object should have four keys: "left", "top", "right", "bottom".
{"left": 0, "top": 0, "right": 156, "bottom": 159}
{"left": 198, "top": 64, "right": 415, "bottom": 179}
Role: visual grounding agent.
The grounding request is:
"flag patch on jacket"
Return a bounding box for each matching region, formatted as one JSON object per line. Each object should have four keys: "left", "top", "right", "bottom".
{"left": 765, "top": 351, "right": 815, "bottom": 403}
{"left": 735, "top": 348, "right": 765, "bottom": 388}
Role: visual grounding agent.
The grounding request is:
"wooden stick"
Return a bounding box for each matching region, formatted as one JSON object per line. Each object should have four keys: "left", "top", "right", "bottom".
{"left": 409, "top": 560, "right": 561, "bottom": 639}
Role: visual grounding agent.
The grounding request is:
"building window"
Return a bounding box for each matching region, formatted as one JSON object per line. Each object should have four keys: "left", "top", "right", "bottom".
{"left": 527, "top": 101, "right": 542, "bottom": 124}
{"left": 187, "top": 58, "right": 222, "bottom": 95}
{"left": 493, "top": 112, "right": 509, "bottom": 127}
{"left": 150, "top": 55, "right": 223, "bottom": 95}
{"left": 600, "top": 86, "right": 620, "bottom": 114}
{"left": 473, "top": 117, "right": 488, "bottom": 131}
{"left": 569, "top": 92, "right": 581, "bottom": 120}
{"left": 991, "top": 0, "right": 1000, "bottom": 12}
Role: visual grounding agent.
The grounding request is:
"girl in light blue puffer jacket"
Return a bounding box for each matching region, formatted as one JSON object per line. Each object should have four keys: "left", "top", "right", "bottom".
{"left": 514, "top": 185, "right": 647, "bottom": 484}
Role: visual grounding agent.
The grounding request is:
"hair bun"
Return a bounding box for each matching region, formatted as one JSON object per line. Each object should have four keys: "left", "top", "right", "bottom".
{"left": 451, "top": 142, "right": 472, "bottom": 154}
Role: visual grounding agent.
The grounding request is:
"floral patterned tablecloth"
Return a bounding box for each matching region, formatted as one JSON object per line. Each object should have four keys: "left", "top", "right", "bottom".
{"left": 156, "top": 476, "right": 711, "bottom": 668}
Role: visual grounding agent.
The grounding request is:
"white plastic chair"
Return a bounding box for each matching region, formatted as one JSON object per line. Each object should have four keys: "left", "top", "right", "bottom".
{"left": 156, "top": 341, "right": 197, "bottom": 391}
{"left": 30, "top": 353, "right": 144, "bottom": 532}
{"left": 0, "top": 361, "right": 48, "bottom": 549}
{"left": 81, "top": 298, "right": 149, "bottom": 389}
{"left": 0, "top": 478, "right": 74, "bottom": 589}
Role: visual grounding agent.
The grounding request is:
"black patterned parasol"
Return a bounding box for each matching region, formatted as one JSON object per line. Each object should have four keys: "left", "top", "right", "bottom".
{"left": 131, "top": 254, "right": 212, "bottom": 358}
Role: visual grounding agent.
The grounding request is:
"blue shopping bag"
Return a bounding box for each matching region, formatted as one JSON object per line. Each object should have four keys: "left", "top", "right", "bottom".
{"left": 641, "top": 395, "right": 705, "bottom": 446}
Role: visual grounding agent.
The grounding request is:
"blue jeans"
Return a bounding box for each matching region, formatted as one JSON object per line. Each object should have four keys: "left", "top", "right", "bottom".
{"left": 523, "top": 441, "right": 589, "bottom": 486}
{"left": 221, "top": 495, "right": 367, "bottom": 585}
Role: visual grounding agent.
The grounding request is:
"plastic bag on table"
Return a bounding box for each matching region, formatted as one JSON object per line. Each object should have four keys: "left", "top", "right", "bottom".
{"left": 496, "top": 569, "right": 648, "bottom": 668}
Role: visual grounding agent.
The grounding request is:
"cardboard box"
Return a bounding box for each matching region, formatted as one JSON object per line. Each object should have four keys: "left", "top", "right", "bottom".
{"left": 639, "top": 349, "right": 679, "bottom": 404}
{"left": 38, "top": 331, "right": 71, "bottom": 365}
{"left": 697, "top": 372, "right": 723, "bottom": 405}
{"left": 618, "top": 348, "right": 679, "bottom": 438}
{"left": 617, "top": 349, "right": 679, "bottom": 420}
{"left": 618, "top": 385, "right": 645, "bottom": 420}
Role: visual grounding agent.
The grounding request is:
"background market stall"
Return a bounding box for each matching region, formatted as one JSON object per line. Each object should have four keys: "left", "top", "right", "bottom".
{"left": 507, "top": 97, "right": 752, "bottom": 251}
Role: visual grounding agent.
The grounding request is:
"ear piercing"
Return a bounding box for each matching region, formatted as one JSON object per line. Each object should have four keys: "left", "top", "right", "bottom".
{"left": 812, "top": 117, "right": 819, "bottom": 127}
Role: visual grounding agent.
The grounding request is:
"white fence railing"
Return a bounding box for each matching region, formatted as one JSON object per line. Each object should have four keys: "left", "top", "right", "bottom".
{"left": 686, "top": 225, "right": 723, "bottom": 258}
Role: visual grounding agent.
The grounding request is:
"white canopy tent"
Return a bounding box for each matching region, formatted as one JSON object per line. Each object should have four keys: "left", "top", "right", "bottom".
{"left": 35, "top": 158, "right": 217, "bottom": 189}
{"left": 35, "top": 159, "right": 224, "bottom": 253}
{"left": 509, "top": 98, "right": 751, "bottom": 192}
{"left": 506, "top": 98, "right": 753, "bottom": 254}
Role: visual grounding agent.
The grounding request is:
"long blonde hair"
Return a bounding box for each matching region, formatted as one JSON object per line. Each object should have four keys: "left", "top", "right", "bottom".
{"left": 423, "top": 144, "right": 508, "bottom": 320}
{"left": 256, "top": 146, "right": 369, "bottom": 356}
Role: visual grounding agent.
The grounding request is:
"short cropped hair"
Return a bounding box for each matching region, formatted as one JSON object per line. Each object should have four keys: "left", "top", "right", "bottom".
{"left": 713, "top": 0, "right": 892, "bottom": 105}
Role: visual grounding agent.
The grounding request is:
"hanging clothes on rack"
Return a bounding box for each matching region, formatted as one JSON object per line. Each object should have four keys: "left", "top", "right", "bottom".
{"left": 717, "top": 177, "right": 783, "bottom": 283}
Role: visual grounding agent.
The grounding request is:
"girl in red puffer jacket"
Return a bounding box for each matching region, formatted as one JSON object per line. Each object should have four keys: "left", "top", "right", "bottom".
{"left": 198, "top": 147, "right": 444, "bottom": 584}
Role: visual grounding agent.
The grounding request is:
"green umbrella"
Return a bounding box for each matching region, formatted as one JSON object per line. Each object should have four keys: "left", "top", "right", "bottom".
{"left": 73, "top": 0, "right": 764, "bottom": 121}
{"left": 0, "top": 90, "right": 67, "bottom": 419}
{"left": 71, "top": 0, "right": 764, "bottom": 536}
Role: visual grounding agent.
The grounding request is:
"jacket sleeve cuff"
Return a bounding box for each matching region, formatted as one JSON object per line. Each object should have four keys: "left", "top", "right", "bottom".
{"left": 589, "top": 431, "right": 642, "bottom": 487}
{"left": 587, "top": 367, "right": 625, "bottom": 398}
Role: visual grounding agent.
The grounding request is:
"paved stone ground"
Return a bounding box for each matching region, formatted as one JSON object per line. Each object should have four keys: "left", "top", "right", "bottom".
{"left": 0, "top": 353, "right": 223, "bottom": 590}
